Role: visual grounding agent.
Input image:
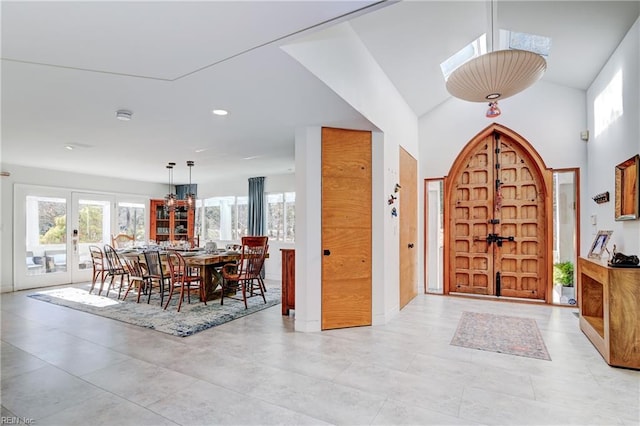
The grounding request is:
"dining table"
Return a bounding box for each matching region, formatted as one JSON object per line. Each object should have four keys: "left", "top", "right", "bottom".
{"left": 119, "top": 249, "right": 268, "bottom": 301}
{"left": 182, "top": 251, "right": 242, "bottom": 301}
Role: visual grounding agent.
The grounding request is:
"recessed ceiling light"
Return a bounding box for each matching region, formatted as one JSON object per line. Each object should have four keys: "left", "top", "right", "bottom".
{"left": 116, "top": 109, "right": 133, "bottom": 121}
{"left": 212, "top": 109, "right": 228, "bottom": 116}
{"left": 194, "top": 148, "right": 209, "bottom": 153}
{"left": 64, "top": 145, "right": 74, "bottom": 150}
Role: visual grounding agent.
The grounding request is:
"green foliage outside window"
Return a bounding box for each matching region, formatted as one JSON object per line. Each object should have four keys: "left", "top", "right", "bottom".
{"left": 553, "top": 261, "right": 574, "bottom": 287}
{"left": 78, "top": 205, "right": 104, "bottom": 243}
{"left": 40, "top": 215, "right": 67, "bottom": 244}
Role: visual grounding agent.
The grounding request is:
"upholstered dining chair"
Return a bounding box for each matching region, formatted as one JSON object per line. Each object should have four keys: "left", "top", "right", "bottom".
{"left": 111, "top": 233, "right": 135, "bottom": 249}
{"left": 103, "top": 244, "right": 129, "bottom": 299}
{"left": 220, "top": 236, "right": 268, "bottom": 309}
{"left": 88, "top": 245, "right": 107, "bottom": 295}
{"left": 164, "top": 251, "right": 206, "bottom": 312}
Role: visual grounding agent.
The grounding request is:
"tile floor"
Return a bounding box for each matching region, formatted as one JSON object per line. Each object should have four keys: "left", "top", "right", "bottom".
{"left": 2, "top": 281, "right": 639, "bottom": 425}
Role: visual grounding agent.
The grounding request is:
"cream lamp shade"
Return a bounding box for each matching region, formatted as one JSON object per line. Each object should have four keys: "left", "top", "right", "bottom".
{"left": 445, "top": 49, "right": 547, "bottom": 102}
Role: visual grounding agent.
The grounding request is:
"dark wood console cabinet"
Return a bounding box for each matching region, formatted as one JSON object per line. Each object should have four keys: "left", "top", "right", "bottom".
{"left": 577, "top": 257, "right": 640, "bottom": 369}
{"left": 281, "top": 249, "right": 295, "bottom": 315}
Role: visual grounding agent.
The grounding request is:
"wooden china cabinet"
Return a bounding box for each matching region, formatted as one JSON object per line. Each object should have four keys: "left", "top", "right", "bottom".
{"left": 149, "top": 199, "right": 195, "bottom": 245}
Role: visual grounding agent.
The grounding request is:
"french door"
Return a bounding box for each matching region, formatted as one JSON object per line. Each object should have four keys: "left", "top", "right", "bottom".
{"left": 71, "top": 193, "right": 115, "bottom": 283}
{"left": 14, "top": 185, "right": 116, "bottom": 290}
{"left": 445, "top": 125, "right": 552, "bottom": 301}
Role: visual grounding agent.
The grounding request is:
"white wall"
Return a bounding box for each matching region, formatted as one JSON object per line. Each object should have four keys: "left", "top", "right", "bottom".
{"left": 585, "top": 17, "right": 640, "bottom": 256}
{"left": 420, "top": 80, "right": 588, "bottom": 178}
{"left": 284, "top": 22, "right": 420, "bottom": 330}
{"left": 293, "top": 127, "right": 323, "bottom": 332}
{"left": 198, "top": 172, "right": 295, "bottom": 198}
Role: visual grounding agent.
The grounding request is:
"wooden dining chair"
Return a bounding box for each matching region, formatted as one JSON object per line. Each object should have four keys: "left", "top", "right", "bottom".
{"left": 220, "top": 236, "right": 268, "bottom": 309}
{"left": 89, "top": 245, "right": 107, "bottom": 295}
{"left": 164, "top": 251, "right": 206, "bottom": 312}
{"left": 121, "top": 255, "right": 150, "bottom": 303}
{"left": 103, "top": 244, "right": 129, "bottom": 299}
{"left": 111, "top": 233, "right": 135, "bottom": 249}
{"left": 143, "top": 250, "right": 171, "bottom": 306}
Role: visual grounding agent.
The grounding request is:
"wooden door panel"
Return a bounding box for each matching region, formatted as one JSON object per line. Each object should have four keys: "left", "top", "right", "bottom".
{"left": 495, "top": 137, "right": 546, "bottom": 299}
{"left": 447, "top": 125, "right": 549, "bottom": 301}
{"left": 322, "top": 228, "right": 370, "bottom": 258}
{"left": 399, "top": 147, "right": 418, "bottom": 309}
{"left": 450, "top": 139, "right": 494, "bottom": 295}
{"left": 321, "top": 127, "right": 372, "bottom": 330}
{"left": 321, "top": 176, "right": 370, "bottom": 226}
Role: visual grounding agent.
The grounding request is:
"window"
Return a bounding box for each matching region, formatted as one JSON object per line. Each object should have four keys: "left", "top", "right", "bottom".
{"left": 197, "top": 192, "right": 295, "bottom": 243}
{"left": 197, "top": 196, "right": 248, "bottom": 241}
{"left": 507, "top": 30, "right": 551, "bottom": 56}
{"left": 78, "top": 200, "right": 108, "bottom": 244}
{"left": 594, "top": 70, "right": 623, "bottom": 138}
{"left": 33, "top": 196, "right": 67, "bottom": 245}
{"left": 440, "top": 34, "right": 486, "bottom": 80}
{"left": 266, "top": 192, "right": 295, "bottom": 242}
{"left": 117, "top": 202, "right": 145, "bottom": 241}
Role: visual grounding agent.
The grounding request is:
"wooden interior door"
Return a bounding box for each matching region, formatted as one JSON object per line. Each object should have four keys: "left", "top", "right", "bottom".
{"left": 446, "top": 125, "right": 550, "bottom": 300}
{"left": 399, "top": 147, "right": 418, "bottom": 308}
{"left": 321, "top": 127, "right": 372, "bottom": 329}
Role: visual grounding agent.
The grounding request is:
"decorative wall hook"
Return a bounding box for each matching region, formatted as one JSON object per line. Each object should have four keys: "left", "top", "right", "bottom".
{"left": 387, "top": 194, "right": 397, "bottom": 205}
{"left": 394, "top": 183, "right": 401, "bottom": 193}
{"left": 391, "top": 207, "right": 398, "bottom": 217}
{"left": 592, "top": 191, "right": 610, "bottom": 204}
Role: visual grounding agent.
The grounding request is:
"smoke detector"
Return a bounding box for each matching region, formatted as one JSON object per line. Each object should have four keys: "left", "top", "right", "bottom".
{"left": 116, "top": 110, "right": 133, "bottom": 121}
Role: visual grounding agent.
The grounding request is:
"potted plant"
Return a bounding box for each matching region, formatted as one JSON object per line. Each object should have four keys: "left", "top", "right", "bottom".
{"left": 553, "top": 261, "right": 575, "bottom": 302}
{"left": 553, "top": 261, "right": 574, "bottom": 287}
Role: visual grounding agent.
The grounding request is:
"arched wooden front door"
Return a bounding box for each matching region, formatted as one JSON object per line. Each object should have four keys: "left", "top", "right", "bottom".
{"left": 444, "top": 124, "right": 552, "bottom": 301}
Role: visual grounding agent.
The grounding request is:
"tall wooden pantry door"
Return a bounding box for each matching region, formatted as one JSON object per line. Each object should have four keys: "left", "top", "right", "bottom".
{"left": 445, "top": 124, "right": 552, "bottom": 301}
{"left": 321, "top": 127, "right": 372, "bottom": 329}
{"left": 399, "top": 147, "right": 418, "bottom": 309}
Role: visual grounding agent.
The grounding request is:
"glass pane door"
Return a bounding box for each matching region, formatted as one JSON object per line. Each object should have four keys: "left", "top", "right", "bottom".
{"left": 552, "top": 170, "right": 578, "bottom": 305}
{"left": 15, "top": 185, "right": 71, "bottom": 290}
{"left": 425, "top": 179, "right": 444, "bottom": 294}
{"left": 71, "top": 193, "right": 114, "bottom": 282}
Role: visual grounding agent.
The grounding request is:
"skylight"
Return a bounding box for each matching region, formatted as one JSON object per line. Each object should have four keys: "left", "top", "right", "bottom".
{"left": 440, "top": 34, "right": 487, "bottom": 81}
{"left": 441, "top": 30, "right": 551, "bottom": 81}
{"left": 508, "top": 31, "right": 552, "bottom": 56}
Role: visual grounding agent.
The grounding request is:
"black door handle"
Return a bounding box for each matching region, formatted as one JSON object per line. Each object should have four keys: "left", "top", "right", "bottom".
{"left": 408, "top": 243, "right": 414, "bottom": 248}
{"left": 486, "top": 234, "right": 515, "bottom": 247}
{"left": 323, "top": 249, "right": 331, "bottom": 256}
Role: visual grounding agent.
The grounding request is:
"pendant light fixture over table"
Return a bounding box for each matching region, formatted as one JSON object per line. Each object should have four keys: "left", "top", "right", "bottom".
{"left": 186, "top": 160, "right": 196, "bottom": 210}
{"left": 164, "top": 162, "right": 176, "bottom": 212}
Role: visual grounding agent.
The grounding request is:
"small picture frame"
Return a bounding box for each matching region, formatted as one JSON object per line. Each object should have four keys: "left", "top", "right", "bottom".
{"left": 588, "top": 230, "right": 613, "bottom": 259}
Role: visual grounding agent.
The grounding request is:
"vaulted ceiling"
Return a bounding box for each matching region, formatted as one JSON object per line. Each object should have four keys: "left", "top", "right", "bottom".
{"left": 2, "top": 1, "right": 638, "bottom": 185}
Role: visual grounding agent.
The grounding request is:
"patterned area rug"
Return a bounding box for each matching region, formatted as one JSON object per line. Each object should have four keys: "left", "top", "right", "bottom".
{"left": 450, "top": 311, "right": 551, "bottom": 360}
{"left": 28, "top": 283, "right": 281, "bottom": 337}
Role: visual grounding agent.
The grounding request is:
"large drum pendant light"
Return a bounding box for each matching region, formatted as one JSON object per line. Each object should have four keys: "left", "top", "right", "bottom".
{"left": 445, "top": 49, "right": 546, "bottom": 102}
{"left": 445, "top": 0, "right": 546, "bottom": 107}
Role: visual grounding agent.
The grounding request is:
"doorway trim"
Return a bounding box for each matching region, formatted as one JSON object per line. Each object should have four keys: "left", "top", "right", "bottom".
{"left": 443, "top": 123, "right": 553, "bottom": 302}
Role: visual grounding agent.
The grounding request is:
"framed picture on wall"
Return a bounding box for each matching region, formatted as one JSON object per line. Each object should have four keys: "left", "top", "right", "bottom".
{"left": 588, "top": 230, "right": 613, "bottom": 259}
{"left": 615, "top": 154, "right": 639, "bottom": 221}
